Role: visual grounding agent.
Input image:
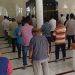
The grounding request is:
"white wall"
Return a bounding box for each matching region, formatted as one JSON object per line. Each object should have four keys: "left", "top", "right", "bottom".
{"left": 57, "top": 0, "right": 75, "bottom": 15}
{"left": 0, "top": 0, "right": 26, "bottom": 17}
{"left": 0, "top": 0, "right": 26, "bottom": 36}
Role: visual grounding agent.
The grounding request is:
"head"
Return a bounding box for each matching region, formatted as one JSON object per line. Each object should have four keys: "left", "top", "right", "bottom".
{"left": 18, "top": 22, "right": 22, "bottom": 27}
{"left": 50, "top": 15, "right": 54, "bottom": 20}
{"left": 66, "top": 14, "right": 69, "bottom": 20}
{"left": 60, "top": 14, "right": 64, "bottom": 17}
{"left": 32, "top": 28, "right": 42, "bottom": 36}
{"left": 70, "top": 13, "right": 74, "bottom": 19}
{"left": 22, "top": 16, "right": 31, "bottom": 26}
{"left": 21, "top": 16, "right": 26, "bottom": 26}
{"left": 56, "top": 20, "right": 63, "bottom": 26}
{"left": 4, "top": 16, "right": 8, "bottom": 19}
{"left": 12, "top": 18, "right": 16, "bottom": 22}
{"left": 32, "top": 15, "right": 35, "bottom": 18}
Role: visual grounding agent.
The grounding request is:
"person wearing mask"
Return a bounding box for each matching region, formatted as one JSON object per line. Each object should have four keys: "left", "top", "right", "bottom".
{"left": 19, "top": 16, "right": 33, "bottom": 69}
{"left": 0, "top": 51, "right": 12, "bottom": 75}
{"left": 53, "top": 21, "right": 66, "bottom": 62}
{"left": 29, "top": 28, "right": 50, "bottom": 75}
{"left": 66, "top": 13, "right": 75, "bottom": 50}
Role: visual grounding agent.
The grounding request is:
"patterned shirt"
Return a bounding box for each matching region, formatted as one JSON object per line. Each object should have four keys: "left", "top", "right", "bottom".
{"left": 19, "top": 23, "right": 33, "bottom": 46}
{"left": 54, "top": 24, "right": 66, "bottom": 44}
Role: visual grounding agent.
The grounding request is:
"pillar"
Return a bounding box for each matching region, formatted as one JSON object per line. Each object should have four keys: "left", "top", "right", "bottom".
{"left": 35, "top": 0, "right": 43, "bottom": 28}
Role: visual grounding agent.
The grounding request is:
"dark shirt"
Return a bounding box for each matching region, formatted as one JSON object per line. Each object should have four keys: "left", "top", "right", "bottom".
{"left": 41, "top": 22, "right": 51, "bottom": 37}
{"left": 29, "top": 35, "right": 49, "bottom": 61}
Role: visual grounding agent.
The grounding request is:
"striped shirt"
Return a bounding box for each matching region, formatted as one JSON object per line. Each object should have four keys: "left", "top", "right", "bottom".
{"left": 54, "top": 24, "right": 66, "bottom": 44}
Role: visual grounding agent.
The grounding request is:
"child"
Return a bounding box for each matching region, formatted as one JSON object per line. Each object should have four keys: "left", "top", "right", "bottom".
{"left": 0, "top": 51, "right": 12, "bottom": 75}
{"left": 29, "top": 28, "right": 50, "bottom": 75}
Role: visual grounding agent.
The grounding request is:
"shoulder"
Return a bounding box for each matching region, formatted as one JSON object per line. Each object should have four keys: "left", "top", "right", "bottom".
{"left": 30, "top": 37, "right": 35, "bottom": 44}
{"left": 41, "top": 35, "right": 46, "bottom": 38}
{"left": 40, "top": 35, "right": 47, "bottom": 39}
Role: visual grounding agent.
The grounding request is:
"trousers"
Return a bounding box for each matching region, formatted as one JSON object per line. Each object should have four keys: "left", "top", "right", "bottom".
{"left": 33, "top": 60, "right": 49, "bottom": 75}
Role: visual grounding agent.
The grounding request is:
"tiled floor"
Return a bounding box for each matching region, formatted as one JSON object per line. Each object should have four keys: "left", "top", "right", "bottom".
{"left": 1, "top": 38, "right": 75, "bottom": 75}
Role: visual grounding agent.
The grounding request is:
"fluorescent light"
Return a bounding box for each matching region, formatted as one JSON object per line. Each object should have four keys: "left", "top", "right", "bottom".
{"left": 63, "top": 4, "right": 68, "bottom": 9}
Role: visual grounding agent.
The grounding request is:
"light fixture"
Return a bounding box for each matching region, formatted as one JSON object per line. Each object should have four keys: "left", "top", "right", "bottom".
{"left": 63, "top": 4, "right": 68, "bottom": 9}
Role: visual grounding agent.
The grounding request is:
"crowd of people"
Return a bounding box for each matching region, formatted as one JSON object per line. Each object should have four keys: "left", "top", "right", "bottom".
{"left": 0, "top": 13, "right": 75, "bottom": 75}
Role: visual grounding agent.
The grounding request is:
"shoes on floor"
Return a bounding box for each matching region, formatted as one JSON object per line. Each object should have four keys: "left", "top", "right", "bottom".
{"left": 63, "top": 57, "right": 66, "bottom": 61}
{"left": 18, "top": 57, "right": 21, "bottom": 59}
{"left": 22, "top": 65, "right": 27, "bottom": 69}
{"left": 55, "top": 59, "right": 59, "bottom": 62}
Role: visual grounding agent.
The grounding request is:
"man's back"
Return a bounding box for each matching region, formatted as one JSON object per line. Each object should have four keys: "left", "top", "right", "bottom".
{"left": 29, "top": 35, "right": 49, "bottom": 61}
{"left": 19, "top": 23, "right": 33, "bottom": 46}
{"left": 60, "top": 16, "right": 66, "bottom": 24}
{"left": 41, "top": 22, "right": 51, "bottom": 37}
{"left": 66, "top": 19, "right": 75, "bottom": 35}
{"left": 54, "top": 24, "right": 66, "bottom": 44}
{"left": 9, "top": 21, "right": 18, "bottom": 37}
{"left": 2, "top": 19, "right": 9, "bottom": 31}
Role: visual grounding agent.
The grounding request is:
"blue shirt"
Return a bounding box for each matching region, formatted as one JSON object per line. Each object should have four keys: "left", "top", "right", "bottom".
{"left": 29, "top": 35, "right": 49, "bottom": 61}
{"left": 0, "top": 57, "right": 8, "bottom": 75}
{"left": 41, "top": 22, "right": 51, "bottom": 37}
{"left": 14, "top": 26, "right": 22, "bottom": 44}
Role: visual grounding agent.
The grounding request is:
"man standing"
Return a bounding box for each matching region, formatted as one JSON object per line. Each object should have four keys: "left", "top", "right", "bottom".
{"left": 66, "top": 13, "right": 75, "bottom": 49}
{"left": 9, "top": 18, "right": 18, "bottom": 52}
{"left": 53, "top": 21, "right": 66, "bottom": 61}
{"left": 41, "top": 18, "right": 52, "bottom": 52}
{"left": 19, "top": 16, "right": 33, "bottom": 68}
{"left": 29, "top": 28, "right": 50, "bottom": 75}
{"left": 2, "top": 16, "right": 9, "bottom": 40}
{"left": 60, "top": 14, "right": 66, "bottom": 25}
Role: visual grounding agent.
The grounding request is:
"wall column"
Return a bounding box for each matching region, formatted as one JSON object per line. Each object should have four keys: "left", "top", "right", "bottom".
{"left": 35, "top": 0, "right": 43, "bottom": 28}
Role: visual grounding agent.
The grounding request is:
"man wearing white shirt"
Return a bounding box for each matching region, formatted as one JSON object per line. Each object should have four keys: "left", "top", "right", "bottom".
{"left": 60, "top": 14, "right": 66, "bottom": 25}
{"left": 49, "top": 17, "right": 56, "bottom": 41}
{"left": 2, "top": 16, "right": 9, "bottom": 40}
